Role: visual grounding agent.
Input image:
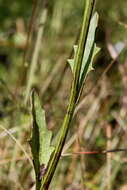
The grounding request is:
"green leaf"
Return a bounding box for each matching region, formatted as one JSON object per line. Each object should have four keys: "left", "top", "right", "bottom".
{"left": 67, "top": 12, "right": 100, "bottom": 87}
{"left": 68, "top": 45, "right": 78, "bottom": 72}
{"left": 79, "top": 43, "right": 100, "bottom": 88}
{"left": 30, "top": 92, "right": 54, "bottom": 179}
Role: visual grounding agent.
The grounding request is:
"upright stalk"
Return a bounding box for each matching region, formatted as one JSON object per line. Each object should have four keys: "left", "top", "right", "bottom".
{"left": 40, "top": 0, "right": 95, "bottom": 189}
{"left": 17, "top": 0, "right": 39, "bottom": 88}
{"left": 24, "top": 3, "right": 48, "bottom": 104}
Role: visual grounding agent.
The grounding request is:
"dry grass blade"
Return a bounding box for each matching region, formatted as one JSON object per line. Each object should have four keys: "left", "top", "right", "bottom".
{"left": 0, "top": 125, "right": 33, "bottom": 166}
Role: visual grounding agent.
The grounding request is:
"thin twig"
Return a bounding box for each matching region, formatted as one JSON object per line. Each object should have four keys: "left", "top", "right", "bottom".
{"left": 18, "top": 0, "right": 39, "bottom": 87}
{"left": 25, "top": 3, "right": 48, "bottom": 104}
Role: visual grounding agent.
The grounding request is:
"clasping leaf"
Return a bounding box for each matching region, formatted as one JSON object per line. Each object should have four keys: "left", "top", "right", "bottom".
{"left": 68, "top": 12, "right": 100, "bottom": 89}
{"left": 30, "top": 92, "right": 54, "bottom": 181}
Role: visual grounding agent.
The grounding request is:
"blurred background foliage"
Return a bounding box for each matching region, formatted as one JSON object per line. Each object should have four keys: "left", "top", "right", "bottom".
{"left": 0, "top": 0, "right": 127, "bottom": 189}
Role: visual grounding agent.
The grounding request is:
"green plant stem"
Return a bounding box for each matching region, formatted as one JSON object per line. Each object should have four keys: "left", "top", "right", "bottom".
{"left": 40, "top": 0, "right": 95, "bottom": 189}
